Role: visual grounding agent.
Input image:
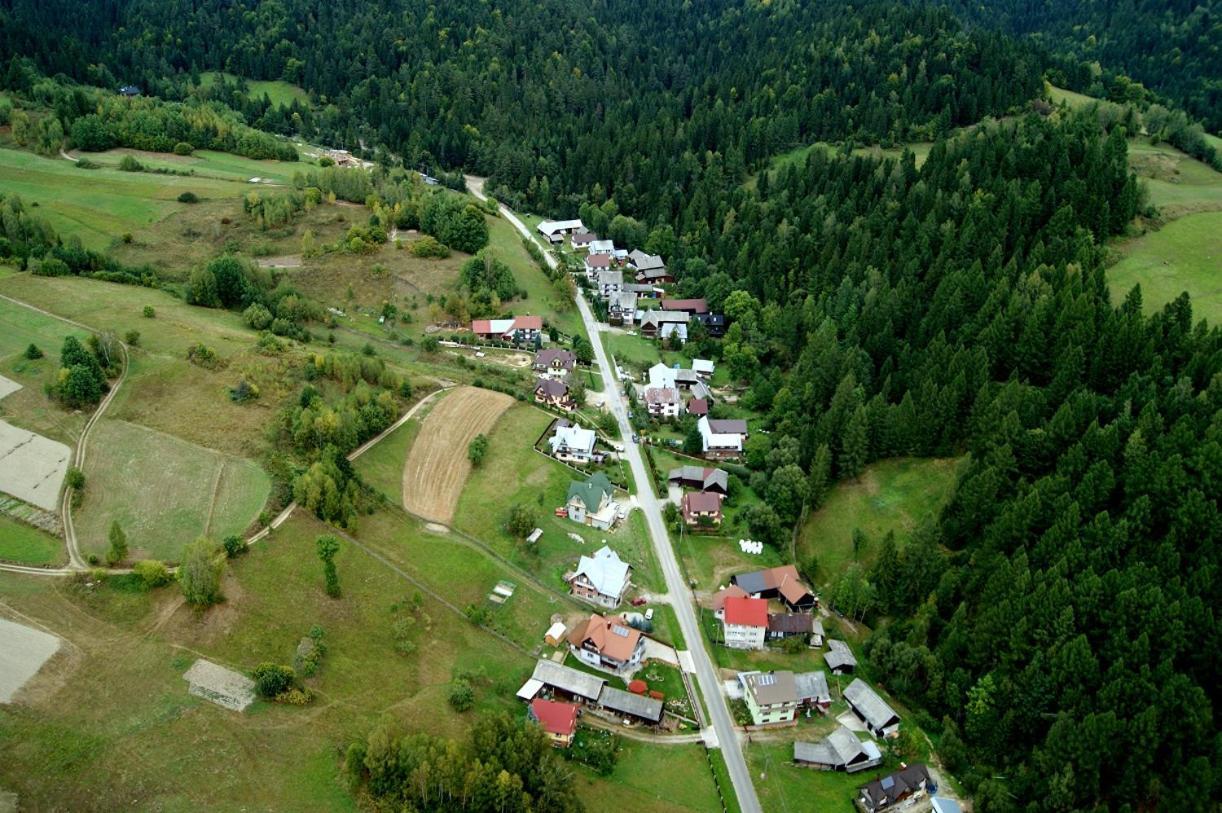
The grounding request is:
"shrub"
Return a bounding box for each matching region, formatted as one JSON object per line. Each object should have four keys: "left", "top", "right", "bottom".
{"left": 506, "top": 503, "right": 537, "bottom": 537}
{"left": 186, "top": 343, "right": 221, "bottom": 369}
{"left": 252, "top": 663, "right": 295, "bottom": 698}
{"left": 118, "top": 154, "right": 144, "bottom": 172}
{"left": 65, "top": 467, "right": 86, "bottom": 491}
{"left": 133, "top": 560, "right": 172, "bottom": 589}
{"left": 179, "top": 537, "right": 224, "bottom": 607}
{"left": 142, "top": 305, "right": 155, "bottom": 318}
{"left": 448, "top": 678, "right": 474, "bottom": 711}
{"left": 173, "top": 141, "right": 194, "bottom": 156}
{"left": 222, "top": 534, "right": 245, "bottom": 558}
{"left": 410, "top": 234, "right": 451, "bottom": 258}
{"left": 177, "top": 191, "right": 199, "bottom": 203}
{"left": 124, "top": 329, "right": 140, "bottom": 346}
{"left": 74, "top": 158, "right": 100, "bottom": 169}
{"left": 33, "top": 257, "right": 70, "bottom": 277}
{"left": 242, "top": 302, "right": 274, "bottom": 330}
{"left": 24, "top": 343, "right": 43, "bottom": 360}
{"left": 468, "top": 434, "right": 489, "bottom": 466}
{"left": 229, "top": 378, "right": 260, "bottom": 403}
{"left": 275, "top": 687, "right": 313, "bottom": 705}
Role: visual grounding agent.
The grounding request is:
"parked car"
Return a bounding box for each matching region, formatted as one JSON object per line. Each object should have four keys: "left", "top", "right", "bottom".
{"left": 631, "top": 597, "right": 647, "bottom": 607}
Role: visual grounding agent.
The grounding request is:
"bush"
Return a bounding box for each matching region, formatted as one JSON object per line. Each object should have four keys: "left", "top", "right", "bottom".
{"left": 177, "top": 191, "right": 199, "bottom": 204}
{"left": 142, "top": 305, "right": 155, "bottom": 318}
{"left": 24, "top": 343, "right": 43, "bottom": 360}
{"left": 133, "top": 560, "right": 172, "bottom": 589}
{"left": 222, "top": 534, "right": 245, "bottom": 558}
{"left": 65, "top": 467, "right": 86, "bottom": 491}
{"left": 242, "top": 302, "right": 274, "bottom": 330}
{"left": 186, "top": 343, "right": 221, "bottom": 369}
{"left": 410, "top": 234, "right": 450, "bottom": 258}
{"left": 468, "top": 434, "right": 489, "bottom": 466}
{"left": 33, "top": 257, "right": 71, "bottom": 277}
{"left": 173, "top": 141, "right": 194, "bottom": 156}
{"left": 118, "top": 154, "right": 144, "bottom": 172}
{"left": 124, "top": 329, "right": 140, "bottom": 346}
{"left": 229, "top": 378, "right": 260, "bottom": 403}
{"left": 448, "top": 678, "right": 474, "bottom": 711}
{"left": 74, "top": 158, "right": 101, "bottom": 169}
{"left": 275, "top": 687, "right": 313, "bottom": 705}
{"left": 179, "top": 537, "right": 224, "bottom": 607}
{"left": 506, "top": 503, "right": 537, "bottom": 537}
{"left": 252, "top": 663, "right": 295, "bottom": 698}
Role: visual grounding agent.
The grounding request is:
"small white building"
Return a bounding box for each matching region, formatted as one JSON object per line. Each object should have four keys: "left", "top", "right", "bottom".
{"left": 537, "top": 219, "right": 585, "bottom": 244}
{"left": 692, "top": 359, "right": 715, "bottom": 377}
{"left": 588, "top": 239, "right": 615, "bottom": 255}
{"left": 697, "top": 416, "right": 747, "bottom": 456}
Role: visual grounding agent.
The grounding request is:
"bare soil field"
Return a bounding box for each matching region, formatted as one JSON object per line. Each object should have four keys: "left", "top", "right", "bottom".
{"left": 0, "top": 618, "right": 60, "bottom": 703}
{"left": 401, "top": 386, "right": 513, "bottom": 523}
{"left": 0, "top": 420, "right": 70, "bottom": 511}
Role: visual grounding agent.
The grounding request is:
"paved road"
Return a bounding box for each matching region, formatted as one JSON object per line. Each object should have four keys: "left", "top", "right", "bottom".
{"left": 469, "top": 179, "right": 763, "bottom": 813}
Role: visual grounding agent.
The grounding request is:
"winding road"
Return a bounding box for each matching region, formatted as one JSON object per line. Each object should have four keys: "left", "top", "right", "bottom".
{"left": 467, "top": 177, "right": 763, "bottom": 813}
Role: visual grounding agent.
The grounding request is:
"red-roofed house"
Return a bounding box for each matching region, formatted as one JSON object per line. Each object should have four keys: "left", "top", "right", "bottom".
{"left": 721, "top": 596, "right": 768, "bottom": 650}
{"left": 470, "top": 315, "right": 543, "bottom": 346}
{"left": 687, "top": 397, "right": 709, "bottom": 417}
{"left": 528, "top": 698, "right": 579, "bottom": 747}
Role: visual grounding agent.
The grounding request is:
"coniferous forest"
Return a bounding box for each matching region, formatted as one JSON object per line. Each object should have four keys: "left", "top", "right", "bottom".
{"left": 0, "top": 0, "right": 1218, "bottom": 810}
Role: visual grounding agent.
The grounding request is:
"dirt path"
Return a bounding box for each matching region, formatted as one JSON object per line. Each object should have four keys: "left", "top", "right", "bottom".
{"left": 401, "top": 386, "right": 513, "bottom": 523}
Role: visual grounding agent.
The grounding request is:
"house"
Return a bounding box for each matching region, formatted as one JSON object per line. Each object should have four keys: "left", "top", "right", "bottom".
{"left": 730, "top": 564, "right": 815, "bottom": 611}
{"left": 534, "top": 349, "right": 577, "bottom": 378}
{"left": 794, "top": 726, "right": 883, "bottom": 773}
{"left": 794, "top": 670, "right": 832, "bottom": 712}
{"left": 627, "top": 249, "right": 666, "bottom": 274}
{"left": 672, "top": 369, "right": 701, "bottom": 389}
{"left": 720, "top": 596, "right": 768, "bottom": 650}
{"left": 529, "top": 698, "right": 579, "bottom": 747}
{"left": 740, "top": 670, "right": 799, "bottom": 726}
{"left": 571, "top": 231, "right": 597, "bottom": 249}
{"left": 568, "top": 614, "right": 646, "bottom": 674}
{"left": 584, "top": 253, "right": 612, "bottom": 277}
{"left": 519, "top": 658, "right": 605, "bottom": 703}
{"left": 644, "top": 387, "right": 682, "bottom": 418}
{"left": 538, "top": 219, "right": 585, "bottom": 244}
{"left": 843, "top": 678, "right": 901, "bottom": 738}
{"left": 548, "top": 424, "right": 597, "bottom": 464}
{"left": 609, "top": 291, "right": 638, "bottom": 325}
{"left": 566, "top": 544, "right": 631, "bottom": 606}
{"left": 687, "top": 398, "right": 709, "bottom": 417}
{"left": 565, "top": 475, "right": 618, "bottom": 531}
{"left": 599, "top": 686, "right": 664, "bottom": 725}
{"left": 768, "top": 613, "right": 814, "bottom": 641}
{"left": 118, "top": 84, "right": 141, "bottom": 97}
{"left": 692, "top": 359, "right": 715, "bottom": 378}
{"left": 638, "top": 310, "right": 690, "bottom": 338}
{"left": 597, "top": 268, "right": 623, "bottom": 299}
{"left": 588, "top": 239, "right": 615, "bottom": 255}
{"left": 932, "top": 797, "right": 963, "bottom": 813}
{"left": 647, "top": 362, "right": 678, "bottom": 390}
{"left": 824, "top": 639, "right": 858, "bottom": 674}
{"left": 681, "top": 491, "right": 724, "bottom": 528}
{"left": 697, "top": 416, "right": 747, "bottom": 457}
{"left": 622, "top": 282, "right": 659, "bottom": 295}
{"left": 710, "top": 584, "right": 748, "bottom": 613}
{"left": 661, "top": 298, "right": 709, "bottom": 315}
{"left": 470, "top": 315, "right": 543, "bottom": 346}
{"left": 635, "top": 267, "right": 674, "bottom": 284}
{"left": 859, "top": 764, "right": 933, "bottom": 813}
{"left": 696, "top": 312, "right": 727, "bottom": 337}
{"left": 667, "top": 465, "right": 728, "bottom": 494}
{"left": 535, "top": 378, "right": 576, "bottom": 411}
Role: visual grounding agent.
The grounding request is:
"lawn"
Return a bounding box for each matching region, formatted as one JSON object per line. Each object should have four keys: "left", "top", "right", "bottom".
{"left": 571, "top": 739, "right": 723, "bottom": 813}
{"left": 198, "top": 71, "right": 311, "bottom": 108}
{"left": 0, "top": 296, "right": 90, "bottom": 444}
{"left": 604, "top": 331, "right": 663, "bottom": 371}
{"left": 676, "top": 526, "right": 790, "bottom": 593}
{"left": 74, "top": 418, "right": 270, "bottom": 562}
{"left": 797, "top": 457, "right": 967, "bottom": 588}
{"left": 486, "top": 211, "right": 586, "bottom": 340}
{"left": 747, "top": 740, "right": 878, "bottom": 813}
{"left": 0, "top": 515, "right": 64, "bottom": 566}
{"left": 352, "top": 414, "right": 422, "bottom": 502}
{"left": 1127, "top": 139, "right": 1222, "bottom": 217}
{"left": 0, "top": 147, "right": 254, "bottom": 250}
{"left": 72, "top": 147, "right": 303, "bottom": 185}
{"left": 1108, "top": 211, "right": 1221, "bottom": 324}
{"left": 453, "top": 404, "right": 665, "bottom": 594}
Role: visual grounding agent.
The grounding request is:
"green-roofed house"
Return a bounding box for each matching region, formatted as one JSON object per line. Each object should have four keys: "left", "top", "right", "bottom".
{"left": 565, "top": 473, "right": 618, "bottom": 530}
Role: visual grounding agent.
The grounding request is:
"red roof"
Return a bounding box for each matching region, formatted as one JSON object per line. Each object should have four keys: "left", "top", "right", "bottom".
{"left": 530, "top": 698, "right": 578, "bottom": 736}
{"left": 470, "top": 319, "right": 493, "bottom": 334}
{"left": 628, "top": 679, "right": 648, "bottom": 695}
{"left": 661, "top": 298, "right": 709, "bottom": 314}
{"left": 513, "top": 315, "right": 543, "bottom": 330}
{"left": 687, "top": 398, "right": 709, "bottom": 416}
{"left": 723, "top": 596, "right": 768, "bottom": 628}
{"left": 586, "top": 254, "right": 612, "bottom": 268}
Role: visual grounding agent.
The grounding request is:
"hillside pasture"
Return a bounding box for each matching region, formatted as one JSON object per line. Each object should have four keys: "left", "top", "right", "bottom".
{"left": 0, "top": 296, "right": 90, "bottom": 444}
{"left": 74, "top": 418, "right": 270, "bottom": 562}
{"left": 401, "top": 386, "right": 514, "bottom": 523}
{"left": 69, "top": 147, "right": 302, "bottom": 185}
{"left": 797, "top": 456, "right": 966, "bottom": 587}
{"left": 1108, "top": 211, "right": 1221, "bottom": 323}
{"left": 1128, "top": 140, "right": 1222, "bottom": 218}
{"left": 197, "top": 72, "right": 311, "bottom": 108}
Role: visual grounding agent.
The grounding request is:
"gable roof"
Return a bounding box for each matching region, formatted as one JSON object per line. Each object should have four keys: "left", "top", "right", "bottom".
{"left": 667, "top": 465, "right": 728, "bottom": 492}
{"left": 723, "top": 596, "right": 768, "bottom": 628}
{"left": 732, "top": 565, "right": 811, "bottom": 604}
{"left": 794, "top": 671, "right": 830, "bottom": 704}
{"left": 535, "top": 348, "right": 576, "bottom": 369}
{"left": 683, "top": 490, "right": 723, "bottom": 515}
{"left": 571, "top": 231, "right": 597, "bottom": 245}
{"left": 860, "top": 764, "right": 932, "bottom": 809}
{"left": 550, "top": 425, "right": 596, "bottom": 454}
{"left": 645, "top": 387, "right": 681, "bottom": 406}
{"left": 538, "top": 219, "right": 584, "bottom": 237}
{"left": 537, "top": 378, "right": 570, "bottom": 397}
{"left": 687, "top": 398, "right": 709, "bottom": 416}
{"left": 742, "top": 670, "right": 798, "bottom": 706}
{"left": 599, "top": 686, "right": 663, "bottom": 722}
{"left": 572, "top": 545, "right": 627, "bottom": 597}
{"left": 824, "top": 639, "right": 858, "bottom": 671}
{"left": 531, "top": 658, "right": 605, "bottom": 701}
{"left": 768, "top": 613, "right": 814, "bottom": 634}
{"left": 567, "top": 475, "right": 614, "bottom": 514}
{"left": 711, "top": 584, "right": 748, "bottom": 612}
{"left": 661, "top": 298, "right": 709, "bottom": 314}
{"left": 794, "top": 725, "right": 881, "bottom": 767}
{"left": 569, "top": 614, "right": 642, "bottom": 662}
{"left": 530, "top": 698, "right": 579, "bottom": 736}
{"left": 585, "top": 253, "right": 612, "bottom": 269}
{"left": 707, "top": 418, "right": 748, "bottom": 435}
{"left": 692, "top": 359, "right": 715, "bottom": 374}
{"left": 611, "top": 291, "right": 638, "bottom": 311}
{"left": 597, "top": 268, "right": 623, "bottom": 286}
{"left": 627, "top": 249, "right": 665, "bottom": 271}
{"left": 589, "top": 239, "right": 615, "bottom": 253}
{"left": 843, "top": 678, "right": 900, "bottom": 730}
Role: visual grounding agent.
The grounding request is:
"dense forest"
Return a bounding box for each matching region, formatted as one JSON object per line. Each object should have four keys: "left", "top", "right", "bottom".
{"left": 0, "top": 0, "right": 1218, "bottom": 809}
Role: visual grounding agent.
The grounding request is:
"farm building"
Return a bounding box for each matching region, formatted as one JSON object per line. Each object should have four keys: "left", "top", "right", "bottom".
{"left": 731, "top": 564, "right": 815, "bottom": 611}
{"left": 767, "top": 612, "right": 814, "bottom": 641}
{"left": 519, "top": 658, "right": 606, "bottom": 704}
{"left": 824, "top": 639, "right": 858, "bottom": 674}
{"left": 794, "top": 726, "right": 883, "bottom": 773}
{"left": 794, "top": 670, "right": 831, "bottom": 712}
{"left": 470, "top": 315, "right": 543, "bottom": 345}
{"left": 537, "top": 219, "right": 584, "bottom": 243}
{"left": 667, "top": 465, "right": 729, "bottom": 494}
{"left": 599, "top": 686, "right": 663, "bottom": 725}
{"left": 843, "top": 678, "right": 901, "bottom": 738}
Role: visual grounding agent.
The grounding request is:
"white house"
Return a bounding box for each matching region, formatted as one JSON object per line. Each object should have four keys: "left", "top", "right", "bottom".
{"left": 697, "top": 416, "right": 747, "bottom": 457}
{"left": 719, "top": 596, "right": 768, "bottom": 650}
{"left": 565, "top": 474, "right": 618, "bottom": 531}
{"left": 644, "top": 387, "right": 682, "bottom": 418}
{"left": 537, "top": 219, "right": 584, "bottom": 243}
{"left": 692, "top": 359, "right": 715, "bottom": 377}
{"left": 647, "top": 362, "right": 678, "bottom": 390}
{"left": 597, "top": 268, "right": 623, "bottom": 299}
{"left": 566, "top": 545, "right": 631, "bottom": 607}
{"left": 588, "top": 239, "right": 615, "bottom": 255}
{"left": 549, "top": 424, "right": 597, "bottom": 464}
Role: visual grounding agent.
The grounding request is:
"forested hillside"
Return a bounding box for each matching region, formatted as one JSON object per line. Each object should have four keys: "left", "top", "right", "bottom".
{"left": 931, "top": 0, "right": 1221, "bottom": 131}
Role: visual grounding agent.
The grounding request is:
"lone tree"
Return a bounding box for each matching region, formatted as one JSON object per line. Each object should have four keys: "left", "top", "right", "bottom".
{"left": 467, "top": 433, "right": 489, "bottom": 466}
{"left": 106, "top": 520, "right": 128, "bottom": 566}
{"left": 179, "top": 537, "right": 224, "bottom": 607}
{"left": 316, "top": 534, "right": 341, "bottom": 598}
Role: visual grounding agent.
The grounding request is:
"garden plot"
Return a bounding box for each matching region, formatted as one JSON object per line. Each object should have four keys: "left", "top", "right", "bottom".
{"left": 0, "top": 420, "right": 70, "bottom": 511}
{"left": 0, "top": 618, "right": 61, "bottom": 703}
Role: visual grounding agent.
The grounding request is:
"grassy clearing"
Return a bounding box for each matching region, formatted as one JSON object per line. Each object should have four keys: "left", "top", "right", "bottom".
{"left": 453, "top": 404, "right": 664, "bottom": 594}
{"left": 73, "top": 147, "right": 302, "bottom": 185}
{"left": 1128, "top": 139, "right": 1222, "bottom": 217}
{"left": 0, "top": 147, "right": 252, "bottom": 250}
{"left": 797, "top": 457, "right": 966, "bottom": 588}
{"left": 1108, "top": 211, "right": 1221, "bottom": 323}
{"left": 75, "top": 418, "right": 270, "bottom": 562}
{"left": 747, "top": 740, "right": 875, "bottom": 813}
{"left": 604, "top": 331, "right": 663, "bottom": 371}
{"left": 0, "top": 515, "right": 64, "bottom": 565}
{"left": 353, "top": 415, "right": 421, "bottom": 501}
{"left": 198, "top": 72, "right": 310, "bottom": 107}
{"left": 572, "top": 740, "right": 722, "bottom": 813}
{"left": 0, "top": 297, "right": 90, "bottom": 444}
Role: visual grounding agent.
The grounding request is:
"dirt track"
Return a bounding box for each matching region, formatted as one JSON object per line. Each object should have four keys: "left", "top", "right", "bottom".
{"left": 401, "top": 387, "right": 513, "bottom": 523}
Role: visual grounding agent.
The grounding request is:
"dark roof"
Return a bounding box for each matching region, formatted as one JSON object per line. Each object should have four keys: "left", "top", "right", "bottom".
{"left": 707, "top": 418, "right": 748, "bottom": 435}
{"left": 531, "top": 659, "right": 605, "bottom": 701}
{"left": 599, "top": 686, "right": 663, "bottom": 722}
{"left": 687, "top": 398, "right": 709, "bottom": 416}
{"left": 567, "top": 473, "right": 613, "bottom": 513}
{"left": 860, "top": 764, "right": 931, "bottom": 809}
{"left": 768, "top": 613, "right": 814, "bottom": 634}
{"left": 844, "top": 678, "right": 900, "bottom": 730}
{"left": 534, "top": 349, "right": 576, "bottom": 369}
{"left": 683, "top": 490, "right": 723, "bottom": 515}
{"left": 661, "top": 298, "right": 709, "bottom": 314}
{"left": 536, "top": 378, "right": 569, "bottom": 397}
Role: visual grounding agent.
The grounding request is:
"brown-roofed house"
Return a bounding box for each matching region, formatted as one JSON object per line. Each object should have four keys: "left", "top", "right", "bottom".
{"left": 661, "top": 298, "right": 709, "bottom": 315}
{"left": 568, "top": 614, "right": 645, "bottom": 674}
{"left": 534, "top": 348, "right": 577, "bottom": 378}
{"left": 687, "top": 397, "right": 709, "bottom": 416}
{"left": 644, "top": 386, "right": 682, "bottom": 418}
{"left": 682, "top": 491, "right": 724, "bottom": 528}
{"left": 535, "top": 378, "right": 576, "bottom": 412}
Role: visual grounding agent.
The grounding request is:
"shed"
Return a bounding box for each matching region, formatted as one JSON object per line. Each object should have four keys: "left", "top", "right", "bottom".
{"left": 545, "top": 621, "right": 567, "bottom": 647}
{"left": 183, "top": 659, "right": 256, "bottom": 712}
{"left": 599, "top": 686, "right": 664, "bottom": 724}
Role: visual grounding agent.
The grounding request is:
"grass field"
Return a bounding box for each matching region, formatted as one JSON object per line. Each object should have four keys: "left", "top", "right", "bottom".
{"left": 1108, "top": 211, "right": 1221, "bottom": 323}
{"left": 746, "top": 740, "right": 878, "bottom": 813}
{"left": 1128, "top": 140, "right": 1222, "bottom": 217}
{"left": 352, "top": 414, "right": 422, "bottom": 501}
{"left": 797, "top": 457, "right": 966, "bottom": 588}
{"left": 71, "top": 147, "right": 302, "bottom": 185}
{"left": 453, "top": 404, "right": 665, "bottom": 594}
{"left": 75, "top": 418, "right": 270, "bottom": 562}
{"left": 402, "top": 386, "right": 514, "bottom": 523}
{"left": 572, "top": 740, "right": 723, "bottom": 813}
{"left": 198, "top": 72, "right": 310, "bottom": 108}
{"left": 0, "top": 296, "right": 90, "bottom": 444}
{"left": 486, "top": 212, "right": 586, "bottom": 340}
{"left": 0, "top": 515, "right": 64, "bottom": 566}
{"left": 0, "top": 147, "right": 257, "bottom": 250}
